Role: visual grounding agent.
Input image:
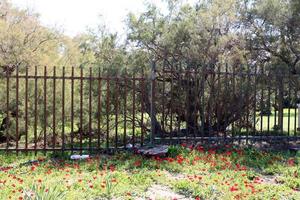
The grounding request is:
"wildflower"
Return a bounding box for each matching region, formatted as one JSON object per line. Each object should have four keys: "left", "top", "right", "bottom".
{"left": 134, "top": 160, "right": 142, "bottom": 167}
{"left": 109, "top": 165, "right": 115, "bottom": 172}
{"left": 230, "top": 186, "right": 238, "bottom": 192}
{"left": 288, "top": 158, "right": 295, "bottom": 166}
{"left": 196, "top": 145, "right": 204, "bottom": 152}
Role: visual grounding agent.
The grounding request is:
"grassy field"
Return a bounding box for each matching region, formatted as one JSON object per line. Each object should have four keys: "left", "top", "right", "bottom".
{"left": 0, "top": 145, "right": 299, "bottom": 200}
{"left": 255, "top": 109, "right": 299, "bottom": 134}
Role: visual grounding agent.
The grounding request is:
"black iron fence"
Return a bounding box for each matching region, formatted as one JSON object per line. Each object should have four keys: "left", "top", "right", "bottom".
{"left": 0, "top": 65, "right": 299, "bottom": 153}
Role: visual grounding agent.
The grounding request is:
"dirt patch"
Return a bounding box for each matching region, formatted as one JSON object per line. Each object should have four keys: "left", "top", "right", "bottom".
{"left": 136, "top": 184, "right": 191, "bottom": 200}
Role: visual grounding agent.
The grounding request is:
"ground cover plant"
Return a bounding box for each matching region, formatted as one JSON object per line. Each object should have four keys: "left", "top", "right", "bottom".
{"left": 0, "top": 145, "right": 299, "bottom": 200}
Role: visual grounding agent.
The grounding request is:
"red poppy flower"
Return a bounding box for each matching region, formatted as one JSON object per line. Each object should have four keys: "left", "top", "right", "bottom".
{"left": 288, "top": 158, "right": 295, "bottom": 166}
{"left": 230, "top": 186, "right": 238, "bottom": 192}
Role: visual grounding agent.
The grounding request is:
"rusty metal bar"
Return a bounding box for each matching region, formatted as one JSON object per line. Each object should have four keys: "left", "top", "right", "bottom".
{"left": 162, "top": 68, "right": 165, "bottom": 132}
{"left": 288, "top": 73, "right": 291, "bottom": 136}
{"left": 6, "top": 68, "right": 9, "bottom": 151}
{"left": 132, "top": 73, "right": 136, "bottom": 147}
{"left": 267, "top": 76, "right": 271, "bottom": 135}
{"left": 246, "top": 65, "right": 250, "bottom": 144}
{"left": 89, "top": 67, "right": 92, "bottom": 151}
{"left": 150, "top": 61, "right": 156, "bottom": 145}
{"left": 294, "top": 86, "right": 297, "bottom": 137}
{"left": 106, "top": 75, "right": 110, "bottom": 150}
{"left": 260, "top": 67, "right": 264, "bottom": 134}
{"left": 140, "top": 72, "right": 145, "bottom": 146}
{"left": 170, "top": 68, "right": 173, "bottom": 141}
{"left": 217, "top": 65, "right": 221, "bottom": 138}
{"left": 71, "top": 67, "right": 74, "bottom": 153}
{"left": 200, "top": 67, "right": 205, "bottom": 142}
{"left": 185, "top": 69, "right": 189, "bottom": 141}
{"left": 25, "top": 67, "right": 28, "bottom": 152}
{"left": 62, "top": 67, "right": 65, "bottom": 153}
{"left": 43, "top": 66, "right": 47, "bottom": 153}
{"left": 52, "top": 67, "right": 56, "bottom": 149}
{"left": 34, "top": 66, "right": 38, "bottom": 154}
{"left": 15, "top": 66, "right": 19, "bottom": 154}
{"left": 123, "top": 73, "right": 127, "bottom": 148}
{"left": 97, "top": 69, "right": 101, "bottom": 150}
{"left": 231, "top": 63, "right": 236, "bottom": 140}
{"left": 79, "top": 67, "right": 83, "bottom": 154}
{"left": 253, "top": 65, "right": 257, "bottom": 136}
{"left": 115, "top": 77, "right": 119, "bottom": 149}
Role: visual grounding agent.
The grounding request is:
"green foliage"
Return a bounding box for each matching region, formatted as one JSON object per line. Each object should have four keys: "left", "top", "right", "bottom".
{"left": 24, "top": 184, "right": 66, "bottom": 200}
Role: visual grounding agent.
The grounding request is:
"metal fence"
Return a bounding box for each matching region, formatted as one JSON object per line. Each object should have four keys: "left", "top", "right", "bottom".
{"left": 0, "top": 65, "right": 300, "bottom": 153}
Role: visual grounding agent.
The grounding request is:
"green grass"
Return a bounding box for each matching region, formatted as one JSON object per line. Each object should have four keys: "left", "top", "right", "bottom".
{"left": 0, "top": 146, "right": 299, "bottom": 200}
{"left": 255, "top": 108, "right": 299, "bottom": 134}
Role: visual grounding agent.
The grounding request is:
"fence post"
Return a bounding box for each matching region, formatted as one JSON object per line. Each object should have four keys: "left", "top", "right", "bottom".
{"left": 150, "top": 60, "right": 156, "bottom": 145}
{"left": 297, "top": 104, "right": 300, "bottom": 131}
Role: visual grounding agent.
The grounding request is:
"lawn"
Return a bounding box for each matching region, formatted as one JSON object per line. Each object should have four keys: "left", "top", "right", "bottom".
{"left": 0, "top": 145, "right": 299, "bottom": 200}
{"left": 255, "top": 109, "right": 299, "bottom": 134}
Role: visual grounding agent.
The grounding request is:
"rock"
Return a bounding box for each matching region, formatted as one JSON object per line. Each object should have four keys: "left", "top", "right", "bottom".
{"left": 138, "top": 145, "right": 169, "bottom": 157}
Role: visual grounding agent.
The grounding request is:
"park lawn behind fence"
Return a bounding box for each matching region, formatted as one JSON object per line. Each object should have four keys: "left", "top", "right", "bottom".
{"left": 0, "top": 145, "right": 299, "bottom": 200}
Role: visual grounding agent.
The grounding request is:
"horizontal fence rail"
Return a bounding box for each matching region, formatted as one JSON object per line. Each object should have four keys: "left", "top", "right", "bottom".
{"left": 0, "top": 65, "right": 300, "bottom": 153}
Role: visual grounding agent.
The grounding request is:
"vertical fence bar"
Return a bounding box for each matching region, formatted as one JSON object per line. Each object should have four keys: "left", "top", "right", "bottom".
{"left": 6, "top": 68, "right": 9, "bottom": 152}
{"left": 200, "top": 67, "right": 205, "bottom": 143}
{"left": 106, "top": 76, "right": 110, "bottom": 150}
{"left": 132, "top": 74, "right": 136, "bottom": 147}
{"left": 52, "top": 67, "right": 56, "bottom": 149}
{"left": 150, "top": 60, "right": 156, "bottom": 145}
{"left": 15, "top": 66, "right": 19, "bottom": 154}
{"left": 178, "top": 68, "right": 182, "bottom": 139}
{"left": 89, "top": 67, "right": 92, "bottom": 151}
{"left": 71, "top": 67, "right": 74, "bottom": 153}
{"left": 43, "top": 66, "right": 47, "bottom": 153}
{"left": 260, "top": 67, "right": 264, "bottom": 135}
{"left": 217, "top": 65, "right": 221, "bottom": 139}
{"left": 288, "top": 73, "right": 291, "bottom": 137}
{"left": 231, "top": 63, "right": 236, "bottom": 142}
{"left": 294, "top": 85, "right": 297, "bottom": 137}
{"left": 80, "top": 67, "right": 83, "bottom": 154}
{"left": 170, "top": 68, "right": 173, "bottom": 141}
{"left": 140, "top": 72, "right": 145, "bottom": 146}
{"left": 62, "top": 67, "right": 65, "bottom": 153}
{"left": 253, "top": 65, "right": 257, "bottom": 136}
{"left": 238, "top": 65, "right": 243, "bottom": 144}
{"left": 34, "top": 66, "right": 38, "bottom": 154}
{"left": 226, "top": 64, "right": 230, "bottom": 142}
{"left": 97, "top": 69, "right": 101, "bottom": 150}
{"left": 25, "top": 66, "right": 28, "bottom": 152}
{"left": 246, "top": 65, "right": 250, "bottom": 144}
{"left": 115, "top": 77, "right": 119, "bottom": 149}
{"left": 123, "top": 73, "right": 127, "bottom": 148}
{"left": 274, "top": 88, "right": 277, "bottom": 130}
{"left": 267, "top": 76, "right": 271, "bottom": 136}
{"left": 185, "top": 70, "right": 189, "bottom": 141}
{"left": 162, "top": 67, "right": 165, "bottom": 132}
